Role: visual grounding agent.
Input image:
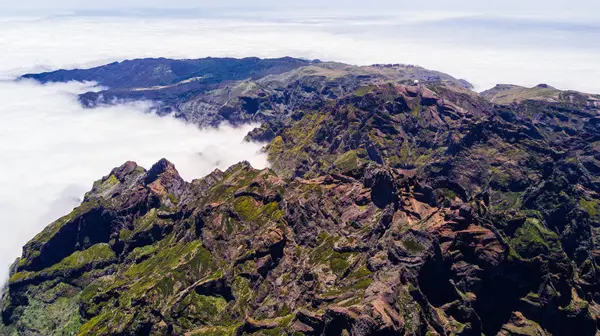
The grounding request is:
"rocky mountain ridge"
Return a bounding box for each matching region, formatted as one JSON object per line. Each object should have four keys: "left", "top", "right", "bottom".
{"left": 2, "top": 57, "right": 600, "bottom": 335}
{"left": 21, "top": 57, "right": 472, "bottom": 128}
{"left": 481, "top": 83, "right": 600, "bottom": 106}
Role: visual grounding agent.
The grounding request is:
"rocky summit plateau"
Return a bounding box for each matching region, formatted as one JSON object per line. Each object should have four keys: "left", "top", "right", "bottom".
{"left": 3, "top": 57, "right": 600, "bottom": 336}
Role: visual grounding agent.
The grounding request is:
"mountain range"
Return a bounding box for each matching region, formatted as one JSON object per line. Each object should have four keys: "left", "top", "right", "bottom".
{"left": 2, "top": 57, "right": 600, "bottom": 336}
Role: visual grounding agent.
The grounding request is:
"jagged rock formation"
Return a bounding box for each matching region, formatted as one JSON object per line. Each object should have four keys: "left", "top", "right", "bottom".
{"left": 3, "top": 58, "right": 600, "bottom": 335}
{"left": 0, "top": 158, "right": 527, "bottom": 336}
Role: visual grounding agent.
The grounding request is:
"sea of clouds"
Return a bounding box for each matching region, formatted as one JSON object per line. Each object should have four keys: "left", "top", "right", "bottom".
{"left": 0, "top": 9, "right": 599, "bottom": 283}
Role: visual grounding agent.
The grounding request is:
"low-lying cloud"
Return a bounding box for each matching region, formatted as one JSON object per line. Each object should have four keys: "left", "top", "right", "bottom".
{"left": 0, "top": 80, "right": 267, "bottom": 283}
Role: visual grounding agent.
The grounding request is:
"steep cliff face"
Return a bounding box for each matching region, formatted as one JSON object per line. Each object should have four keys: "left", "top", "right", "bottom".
{"left": 3, "top": 59, "right": 600, "bottom": 335}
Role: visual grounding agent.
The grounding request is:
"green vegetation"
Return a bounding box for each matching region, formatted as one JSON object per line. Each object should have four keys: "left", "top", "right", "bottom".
{"left": 509, "top": 218, "right": 562, "bottom": 259}
{"left": 168, "top": 193, "right": 179, "bottom": 205}
{"left": 399, "top": 140, "right": 412, "bottom": 165}
{"left": 232, "top": 197, "right": 281, "bottom": 224}
{"left": 189, "top": 326, "right": 238, "bottom": 336}
{"left": 266, "top": 112, "right": 330, "bottom": 176}
{"left": 175, "top": 292, "right": 228, "bottom": 324}
{"left": 309, "top": 233, "right": 355, "bottom": 276}
{"left": 124, "top": 240, "right": 207, "bottom": 279}
{"left": 46, "top": 243, "right": 115, "bottom": 272}
{"left": 482, "top": 84, "right": 561, "bottom": 104}
{"left": 121, "top": 209, "right": 160, "bottom": 241}
{"left": 268, "top": 136, "right": 285, "bottom": 160}
{"left": 354, "top": 85, "right": 376, "bottom": 97}
{"left": 411, "top": 103, "right": 422, "bottom": 118}
{"left": 403, "top": 238, "right": 426, "bottom": 253}
{"left": 11, "top": 243, "right": 115, "bottom": 284}
{"left": 11, "top": 288, "right": 83, "bottom": 336}
{"left": 329, "top": 253, "right": 351, "bottom": 275}
{"left": 490, "top": 166, "right": 511, "bottom": 186}
{"left": 436, "top": 188, "right": 457, "bottom": 203}
{"left": 491, "top": 191, "right": 524, "bottom": 211}
{"left": 25, "top": 298, "right": 82, "bottom": 335}
{"left": 5, "top": 74, "right": 600, "bottom": 335}
{"left": 28, "top": 201, "right": 98, "bottom": 247}
{"left": 580, "top": 198, "right": 600, "bottom": 219}
{"left": 92, "top": 174, "right": 120, "bottom": 192}
{"left": 128, "top": 244, "right": 157, "bottom": 261}
{"left": 74, "top": 239, "right": 216, "bottom": 334}
{"left": 333, "top": 150, "right": 361, "bottom": 173}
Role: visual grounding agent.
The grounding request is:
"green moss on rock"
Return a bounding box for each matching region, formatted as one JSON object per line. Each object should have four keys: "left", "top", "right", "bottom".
{"left": 46, "top": 243, "right": 115, "bottom": 273}
{"left": 580, "top": 198, "right": 600, "bottom": 220}
{"left": 509, "top": 218, "right": 562, "bottom": 259}
{"left": 28, "top": 201, "right": 98, "bottom": 247}
{"left": 333, "top": 150, "right": 361, "bottom": 173}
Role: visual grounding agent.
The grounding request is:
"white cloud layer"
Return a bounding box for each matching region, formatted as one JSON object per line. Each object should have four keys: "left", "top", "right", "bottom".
{"left": 0, "top": 80, "right": 267, "bottom": 283}
{"left": 0, "top": 14, "right": 599, "bottom": 92}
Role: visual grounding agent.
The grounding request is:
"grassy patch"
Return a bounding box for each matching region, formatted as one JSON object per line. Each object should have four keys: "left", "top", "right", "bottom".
{"left": 403, "top": 238, "right": 426, "bottom": 253}
{"left": 45, "top": 243, "right": 115, "bottom": 273}
{"left": 15, "top": 293, "right": 82, "bottom": 336}
{"left": 509, "top": 218, "right": 561, "bottom": 259}
{"left": 233, "top": 196, "right": 281, "bottom": 224}
{"left": 266, "top": 112, "right": 329, "bottom": 176}
{"left": 329, "top": 253, "right": 351, "bottom": 275}
{"left": 189, "top": 326, "right": 239, "bottom": 336}
{"left": 580, "top": 198, "right": 600, "bottom": 220}
{"left": 411, "top": 103, "right": 422, "bottom": 118}
{"left": 354, "top": 85, "right": 375, "bottom": 97}
{"left": 128, "top": 244, "right": 157, "bottom": 261}
{"left": 12, "top": 243, "right": 115, "bottom": 283}
{"left": 333, "top": 150, "right": 361, "bottom": 173}
{"left": 29, "top": 201, "right": 98, "bottom": 247}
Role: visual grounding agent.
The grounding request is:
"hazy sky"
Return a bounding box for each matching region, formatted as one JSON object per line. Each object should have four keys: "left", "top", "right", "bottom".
{"left": 1, "top": 10, "right": 599, "bottom": 92}
{"left": 0, "top": 1, "right": 598, "bottom": 24}
{"left": 2, "top": 0, "right": 598, "bottom": 13}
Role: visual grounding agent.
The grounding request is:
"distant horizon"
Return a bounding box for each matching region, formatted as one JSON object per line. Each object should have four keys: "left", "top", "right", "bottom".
{"left": 2, "top": 11, "right": 598, "bottom": 94}
{"left": 17, "top": 55, "right": 596, "bottom": 96}
{"left": 1, "top": 0, "right": 599, "bottom": 18}
{"left": 2, "top": 7, "right": 600, "bottom": 26}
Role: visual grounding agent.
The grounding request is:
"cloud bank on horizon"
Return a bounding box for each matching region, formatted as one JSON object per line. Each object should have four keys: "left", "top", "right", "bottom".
{"left": 0, "top": 8, "right": 598, "bottom": 93}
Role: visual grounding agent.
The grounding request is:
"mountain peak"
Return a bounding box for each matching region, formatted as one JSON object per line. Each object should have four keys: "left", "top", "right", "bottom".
{"left": 145, "top": 158, "right": 178, "bottom": 183}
